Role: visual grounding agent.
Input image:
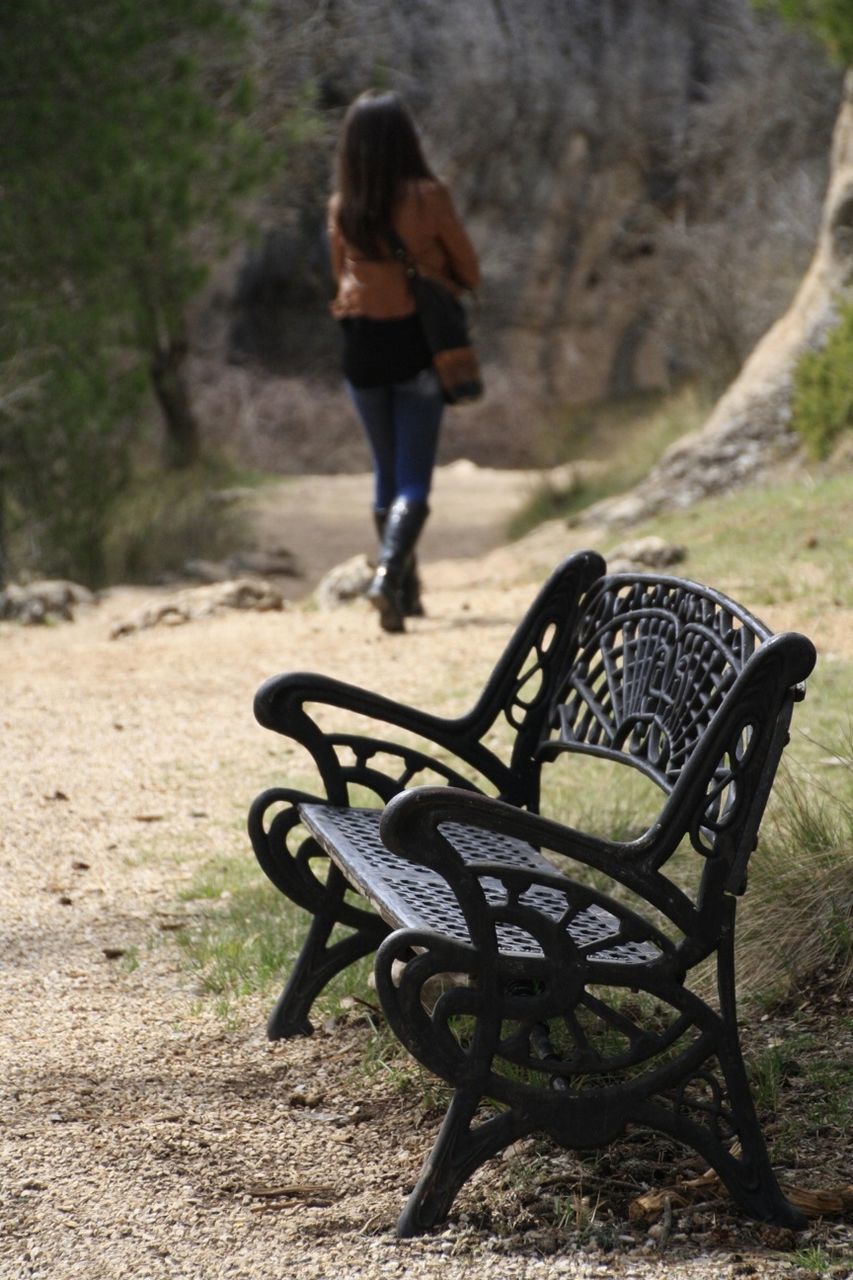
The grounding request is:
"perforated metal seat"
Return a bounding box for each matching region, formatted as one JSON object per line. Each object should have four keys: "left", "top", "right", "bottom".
{"left": 300, "top": 804, "right": 661, "bottom": 964}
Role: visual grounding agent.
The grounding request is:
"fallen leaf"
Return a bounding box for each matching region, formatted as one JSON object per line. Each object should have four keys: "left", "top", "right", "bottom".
{"left": 781, "top": 1183, "right": 853, "bottom": 1215}
{"left": 246, "top": 1184, "right": 337, "bottom": 1200}
{"left": 630, "top": 1171, "right": 853, "bottom": 1223}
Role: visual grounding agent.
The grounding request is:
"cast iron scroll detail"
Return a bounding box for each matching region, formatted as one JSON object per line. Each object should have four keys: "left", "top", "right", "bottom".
{"left": 373, "top": 794, "right": 809, "bottom": 1236}
{"left": 249, "top": 551, "right": 816, "bottom": 1233}
{"left": 249, "top": 551, "right": 606, "bottom": 1037}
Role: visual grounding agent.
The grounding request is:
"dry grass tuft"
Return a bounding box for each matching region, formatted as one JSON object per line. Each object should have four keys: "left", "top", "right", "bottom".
{"left": 738, "top": 741, "right": 853, "bottom": 1002}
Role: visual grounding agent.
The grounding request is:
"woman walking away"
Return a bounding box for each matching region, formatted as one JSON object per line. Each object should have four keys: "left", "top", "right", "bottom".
{"left": 328, "top": 90, "right": 480, "bottom": 633}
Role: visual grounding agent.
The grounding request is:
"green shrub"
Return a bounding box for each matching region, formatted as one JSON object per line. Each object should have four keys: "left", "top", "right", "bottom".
{"left": 791, "top": 301, "right": 853, "bottom": 460}
{"left": 102, "top": 458, "right": 248, "bottom": 584}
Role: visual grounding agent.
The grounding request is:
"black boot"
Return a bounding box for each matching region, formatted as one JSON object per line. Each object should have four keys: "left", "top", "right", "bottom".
{"left": 367, "top": 498, "right": 429, "bottom": 633}
{"left": 372, "top": 507, "right": 389, "bottom": 548}
{"left": 373, "top": 508, "right": 425, "bottom": 618}
{"left": 401, "top": 553, "right": 425, "bottom": 618}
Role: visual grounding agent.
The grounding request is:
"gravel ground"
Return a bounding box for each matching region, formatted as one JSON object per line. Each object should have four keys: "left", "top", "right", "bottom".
{"left": 2, "top": 497, "right": 850, "bottom": 1280}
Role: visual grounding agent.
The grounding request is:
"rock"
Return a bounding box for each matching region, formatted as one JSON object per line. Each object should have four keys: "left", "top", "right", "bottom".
{"left": 181, "top": 559, "right": 233, "bottom": 584}
{"left": 0, "top": 580, "right": 96, "bottom": 625}
{"left": 110, "top": 577, "right": 285, "bottom": 638}
{"left": 584, "top": 71, "right": 853, "bottom": 528}
{"left": 229, "top": 549, "right": 301, "bottom": 578}
{"left": 183, "top": 549, "right": 300, "bottom": 582}
{"left": 314, "top": 555, "right": 374, "bottom": 610}
{"left": 608, "top": 536, "right": 687, "bottom": 572}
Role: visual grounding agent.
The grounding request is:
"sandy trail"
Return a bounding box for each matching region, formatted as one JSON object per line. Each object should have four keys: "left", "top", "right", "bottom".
{"left": 1, "top": 479, "right": 848, "bottom": 1279}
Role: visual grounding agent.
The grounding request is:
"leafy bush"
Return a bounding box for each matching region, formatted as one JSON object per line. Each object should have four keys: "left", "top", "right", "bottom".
{"left": 756, "top": 0, "right": 853, "bottom": 65}
{"left": 791, "top": 301, "right": 853, "bottom": 459}
{"left": 102, "top": 459, "right": 249, "bottom": 585}
{"left": 0, "top": 319, "right": 144, "bottom": 586}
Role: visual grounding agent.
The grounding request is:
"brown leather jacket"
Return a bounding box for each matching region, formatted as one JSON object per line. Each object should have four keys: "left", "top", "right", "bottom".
{"left": 328, "top": 179, "right": 480, "bottom": 320}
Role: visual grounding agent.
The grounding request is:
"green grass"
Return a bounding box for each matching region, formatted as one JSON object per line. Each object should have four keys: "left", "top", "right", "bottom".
{"left": 508, "top": 384, "right": 712, "bottom": 539}
{"left": 175, "top": 857, "right": 304, "bottom": 1003}
{"left": 175, "top": 849, "right": 383, "bottom": 1022}
{"left": 748, "top": 1028, "right": 852, "bottom": 1166}
{"left": 739, "top": 756, "right": 853, "bottom": 1001}
{"left": 790, "top": 1247, "right": 842, "bottom": 1277}
{"left": 630, "top": 469, "right": 853, "bottom": 616}
{"left": 101, "top": 453, "right": 277, "bottom": 585}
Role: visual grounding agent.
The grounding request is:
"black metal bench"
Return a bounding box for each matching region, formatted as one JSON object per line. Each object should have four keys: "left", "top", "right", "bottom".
{"left": 248, "top": 550, "right": 816, "bottom": 1237}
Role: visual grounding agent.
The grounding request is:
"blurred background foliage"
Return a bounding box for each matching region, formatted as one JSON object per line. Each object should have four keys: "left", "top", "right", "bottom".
{"left": 0, "top": 0, "right": 850, "bottom": 585}
{"left": 0, "top": 0, "right": 268, "bottom": 581}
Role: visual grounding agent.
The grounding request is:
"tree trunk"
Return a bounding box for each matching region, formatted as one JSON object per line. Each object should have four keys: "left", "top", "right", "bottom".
{"left": 0, "top": 474, "right": 7, "bottom": 588}
{"left": 587, "top": 69, "right": 853, "bottom": 527}
{"left": 150, "top": 335, "right": 201, "bottom": 470}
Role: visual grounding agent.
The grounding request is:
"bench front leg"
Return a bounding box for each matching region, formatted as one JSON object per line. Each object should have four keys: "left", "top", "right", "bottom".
{"left": 397, "top": 1086, "right": 528, "bottom": 1238}
{"left": 266, "top": 861, "right": 388, "bottom": 1039}
{"left": 375, "top": 929, "right": 532, "bottom": 1237}
{"left": 248, "top": 787, "right": 387, "bottom": 1038}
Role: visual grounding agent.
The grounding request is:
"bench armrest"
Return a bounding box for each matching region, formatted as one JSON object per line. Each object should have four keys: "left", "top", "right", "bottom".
{"left": 254, "top": 671, "right": 514, "bottom": 802}
{"left": 254, "top": 550, "right": 607, "bottom": 807}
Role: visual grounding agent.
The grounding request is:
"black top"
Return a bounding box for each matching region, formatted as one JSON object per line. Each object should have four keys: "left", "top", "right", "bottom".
{"left": 340, "top": 314, "right": 432, "bottom": 389}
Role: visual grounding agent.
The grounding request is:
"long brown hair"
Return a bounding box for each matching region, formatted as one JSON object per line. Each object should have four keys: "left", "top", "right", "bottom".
{"left": 335, "top": 90, "right": 435, "bottom": 259}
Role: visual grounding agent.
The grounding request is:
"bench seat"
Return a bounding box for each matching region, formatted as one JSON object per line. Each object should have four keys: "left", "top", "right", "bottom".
{"left": 300, "top": 803, "right": 661, "bottom": 964}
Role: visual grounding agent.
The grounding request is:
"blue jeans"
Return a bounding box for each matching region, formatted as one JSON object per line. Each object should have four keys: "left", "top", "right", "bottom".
{"left": 346, "top": 367, "right": 444, "bottom": 511}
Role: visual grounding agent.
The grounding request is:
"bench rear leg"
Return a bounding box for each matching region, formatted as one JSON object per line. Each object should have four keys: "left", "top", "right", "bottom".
{"left": 639, "top": 931, "right": 806, "bottom": 1228}
{"left": 268, "top": 862, "right": 388, "bottom": 1039}
{"left": 694, "top": 933, "right": 806, "bottom": 1228}
{"left": 397, "top": 1087, "right": 529, "bottom": 1238}
{"left": 712, "top": 1039, "right": 806, "bottom": 1227}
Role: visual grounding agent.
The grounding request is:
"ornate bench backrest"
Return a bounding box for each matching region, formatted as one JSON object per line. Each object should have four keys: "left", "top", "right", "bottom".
{"left": 536, "top": 570, "right": 821, "bottom": 894}
{"left": 547, "top": 573, "right": 772, "bottom": 792}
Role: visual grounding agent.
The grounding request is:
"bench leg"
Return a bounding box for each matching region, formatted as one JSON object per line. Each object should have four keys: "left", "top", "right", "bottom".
{"left": 696, "top": 929, "right": 806, "bottom": 1228}
{"left": 397, "top": 1087, "right": 528, "bottom": 1238}
{"left": 642, "top": 1040, "right": 806, "bottom": 1228}
{"left": 639, "top": 927, "right": 806, "bottom": 1229}
{"left": 710, "top": 1040, "right": 807, "bottom": 1227}
{"left": 267, "top": 863, "right": 388, "bottom": 1039}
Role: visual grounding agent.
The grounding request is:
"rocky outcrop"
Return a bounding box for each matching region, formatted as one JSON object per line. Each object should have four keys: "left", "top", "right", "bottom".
{"left": 182, "top": 549, "right": 301, "bottom": 583}
{"left": 196, "top": 0, "right": 841, "bottom": 474}
{"left": 584, "top": 71, "right": 853, "bottom": 527}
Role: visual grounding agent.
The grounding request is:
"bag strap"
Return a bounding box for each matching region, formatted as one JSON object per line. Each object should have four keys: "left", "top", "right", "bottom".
{"left": 387, "top": 224, "right": 477, "bottom": 303}
{"left": 386, "top": 226, "right": 418, "bottom": 278}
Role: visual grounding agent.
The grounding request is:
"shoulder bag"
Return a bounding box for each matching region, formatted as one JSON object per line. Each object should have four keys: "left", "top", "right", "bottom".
{"left": 387, "top": 228, "right": 484, "bottom": 405}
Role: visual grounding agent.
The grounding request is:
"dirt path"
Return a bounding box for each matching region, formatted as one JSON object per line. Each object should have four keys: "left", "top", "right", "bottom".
{"left": 245, "top": 461, "right": 545, "bottom": 597}
{"left": 1, "top": 501, "right": 849, "bottom": 1278}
